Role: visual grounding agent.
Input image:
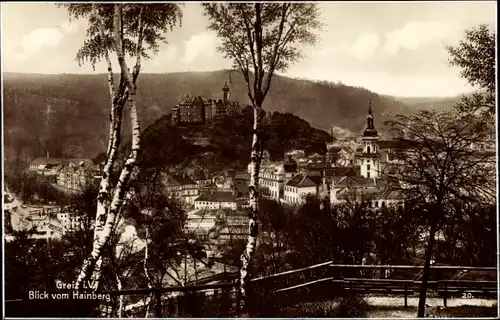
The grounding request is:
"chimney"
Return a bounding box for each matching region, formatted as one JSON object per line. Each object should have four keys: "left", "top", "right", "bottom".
{"left": 47, "top": 151, "right": 50, "bottom": 158}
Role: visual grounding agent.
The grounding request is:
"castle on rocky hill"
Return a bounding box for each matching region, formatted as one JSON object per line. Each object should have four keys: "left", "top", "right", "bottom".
{"left": 171, "top": 82, "right": 241, "bottom": 127}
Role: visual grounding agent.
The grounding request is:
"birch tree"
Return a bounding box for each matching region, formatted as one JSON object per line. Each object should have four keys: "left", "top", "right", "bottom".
{"left": 202, "top": 3, "right": 321, "bottom": 308}
{"left": 386, "top": 110, "right": 495, "bottom": 317}
{"left": 59, "top": 3, "right": 182, "bottom": 290}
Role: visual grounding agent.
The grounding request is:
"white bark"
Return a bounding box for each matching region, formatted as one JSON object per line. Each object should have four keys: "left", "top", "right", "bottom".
{"left": 143, "top": 227, "right": 153, "bottom": 318}
{"left": 75, "top": 4, "right": 143, "bottom": 290}
{"left": 75, "top": 3, "right": 123, "bottom": 290}
{"left": 239, "top": 106, "right": 261, "bottom": 308}
{"left": 115, "top": 272, "right": 124, "bottom": 318}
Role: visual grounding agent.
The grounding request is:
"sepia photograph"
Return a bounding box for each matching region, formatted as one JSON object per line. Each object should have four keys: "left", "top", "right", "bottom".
{"left": 1, "top": 1, "right": 497, "bottom": 318}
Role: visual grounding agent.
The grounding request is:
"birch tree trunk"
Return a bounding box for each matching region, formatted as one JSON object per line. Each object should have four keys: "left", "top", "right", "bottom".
{"left": 239, "top": 106, "right": 262, "bottom": 311}
{"left": 74, "top": 3, "right": 123, "bottom": 290}
{"left": 75, "top": 4, "right": 143, "bottom": 290}
{"left": 143, "top": 227, "right": 153, "bottom": 318}
{"left": 115, "top": 273, "right": 124, "bottom": 318}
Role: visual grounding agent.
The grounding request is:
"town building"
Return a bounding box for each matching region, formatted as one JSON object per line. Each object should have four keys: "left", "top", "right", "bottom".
{"left": 330, "top": 176, "right": 403, "bottom": 209}
{"left": 326, "top": 144, "right": 356, "bottom": 166}
{"left": 161, "top": 174, "right": 199, "bottom": 204}
{"left": 194, "top": 191, "right": 238, "bottom": 211}
{"left": 218, "top": 213, "right": 248, "bottom": 241}
{"left": 56, "top": 162, "right": 101, "bottom": 191}
{"left": 284, "top": 149, "right": 306, "bottom": 163}
{"left": 186, "top": 210, "right": 217, "bottom": 234}
{"left": 232, "top": 172, "right": 250, "bottom": 198}
{"left": 254, "top": 158, "right": 298, "bottom": 201}
{"left": 29, "top": 157, "right": 94, "bottom": 177}
{"left": 57, "top": 211, "right": 85, "bottom": 234}
{"left": 190, "top": 168, "right": 212, "bottom": 187}
{"left": 283, "top": 174, "right": 323, "bottom": 204}
{"left": 25, "top": 211, "right": 63, "bottom": 240}
{"left": 212, "top": 175, "right": 234, "bottom": 191}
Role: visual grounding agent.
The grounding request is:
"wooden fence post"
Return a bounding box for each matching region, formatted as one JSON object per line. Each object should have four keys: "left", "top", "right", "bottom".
{"left": 404, "top": 284, "right": 408, "bottom": 308}
{"left": 443, "top": 283, "right": 447, "bottom": 308}
{"left": 155, "top": 291, "right": 162, "bottom": 317}
{"left": 214, "top": 289, "right": 219, "bottom": 315}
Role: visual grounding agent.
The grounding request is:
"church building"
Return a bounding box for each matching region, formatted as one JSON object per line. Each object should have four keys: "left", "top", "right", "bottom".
{"left": 358, "top": 99, "right": 381, "bottom": 179}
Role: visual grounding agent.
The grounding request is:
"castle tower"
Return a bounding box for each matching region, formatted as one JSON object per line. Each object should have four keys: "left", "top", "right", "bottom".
{"left": 360, "top": 99, "right": 380, "bottom": 179}
{"left": 171, "top": 105, "right": 180, "bottom": 126}
{"left": 222, "top": 81, "right": 230, "bottom": 104}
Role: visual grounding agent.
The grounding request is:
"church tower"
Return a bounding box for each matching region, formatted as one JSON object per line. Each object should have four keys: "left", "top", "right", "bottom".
{"left": 360, "top": 99, "right": 380, "bottom": 179}
{"left": 222, "top": 81, "right": 230, "bottom": 104}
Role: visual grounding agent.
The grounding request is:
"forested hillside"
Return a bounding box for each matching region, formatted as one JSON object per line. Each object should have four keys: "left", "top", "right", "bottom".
{"left": 118, "top": 106, "right": 333, "bottom": 172}
{"left": 3, "top": 71, "right": 455, "bottom": 166}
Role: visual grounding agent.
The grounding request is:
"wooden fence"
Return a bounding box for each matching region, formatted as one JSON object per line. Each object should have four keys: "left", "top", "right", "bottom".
{"left": 5, "top": 263, "right": 497, "bottom": 317}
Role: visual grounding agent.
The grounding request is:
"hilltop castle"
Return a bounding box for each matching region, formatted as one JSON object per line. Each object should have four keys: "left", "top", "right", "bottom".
{"left": 171, "top": 82, "right": 241, "bottom": 127}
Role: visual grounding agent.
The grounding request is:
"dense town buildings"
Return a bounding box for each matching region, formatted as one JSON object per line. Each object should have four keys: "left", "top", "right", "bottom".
{"left": 254, "top": 99, "right": 408, "bottom": 207}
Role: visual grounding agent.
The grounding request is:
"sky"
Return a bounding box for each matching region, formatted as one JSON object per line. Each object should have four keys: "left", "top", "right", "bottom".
{"left": 1, "top": 1, "right": 496, "bottom": 97}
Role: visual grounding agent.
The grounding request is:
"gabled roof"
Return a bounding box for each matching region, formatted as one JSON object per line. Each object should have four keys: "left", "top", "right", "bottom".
{"left": 164, "top": 174, "right": 196, "bottom": 186}
{"left": 334, "top": 176, "right": 377, "bottom": 188}
{"left": 286, "top": 174, "right": 320, "bottom": 188}
{"left": 337, "top": 186, "right": 403, "bottom": 201}
{"left": 324, "top": 167, "right": 358, "bottom": 177}
{"left": 307, "top": 163, "right": 334, "bottom": 170}
{"left": 234, "top": 172, "right": 250, "bottom": 180}
{"left": 195, "top": 191, "right": 236, "bottom": 203}
{"left": 179, "top": 95, "right": 212, "bottom": 106}
{"left": 30, "top": 157, "right": 94, "bottom": 167}
{"left": 192, "top": 169, "right": 207, "bottom": 181}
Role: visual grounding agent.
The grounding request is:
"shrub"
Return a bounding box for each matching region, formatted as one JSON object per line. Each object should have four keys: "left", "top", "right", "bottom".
{"left": 332, "top": 293, "right": 368, "bottom": 318}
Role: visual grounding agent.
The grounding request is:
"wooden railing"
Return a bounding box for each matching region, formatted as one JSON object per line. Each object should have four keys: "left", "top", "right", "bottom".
{"left": 5, "top": 264, "right": 497, "bottom": 317}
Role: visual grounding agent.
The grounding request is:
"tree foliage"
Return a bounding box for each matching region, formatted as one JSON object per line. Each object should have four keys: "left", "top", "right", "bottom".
{"left": 203, "top": 3, "right": 321, "bottom": 107}
{"left": 386, "top": 108, "right": 495, "bottom": 317}
{"left": 58, "top": 3, "right": 182, "bottom": 68}
{"left": 447, "top": 24, "right": 496, "bottom": 118}
{"left": 387, "top": 110, "right": 495, "bottom": 206}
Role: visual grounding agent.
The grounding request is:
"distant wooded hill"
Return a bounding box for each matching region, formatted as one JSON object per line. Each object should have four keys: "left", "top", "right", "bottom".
{"left": 3, "top": 71, "right": 459, "bottom": 166}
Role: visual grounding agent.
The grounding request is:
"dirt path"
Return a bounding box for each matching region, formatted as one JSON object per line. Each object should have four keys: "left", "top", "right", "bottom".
{"left": 365, "top": 296, "right": 497, "bottom": 308}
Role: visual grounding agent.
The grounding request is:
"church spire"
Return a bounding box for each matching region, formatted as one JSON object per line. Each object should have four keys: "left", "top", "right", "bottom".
{"left": 363, "top": 98, "right": 378, "bottom": 137}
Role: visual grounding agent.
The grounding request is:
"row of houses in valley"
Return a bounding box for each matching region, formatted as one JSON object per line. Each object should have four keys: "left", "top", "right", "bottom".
{"left": 5, "top": 203, "right": 84, "bottom": 242}
{"left": 29, "top": 157, "right": 100, "bottom": 191}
